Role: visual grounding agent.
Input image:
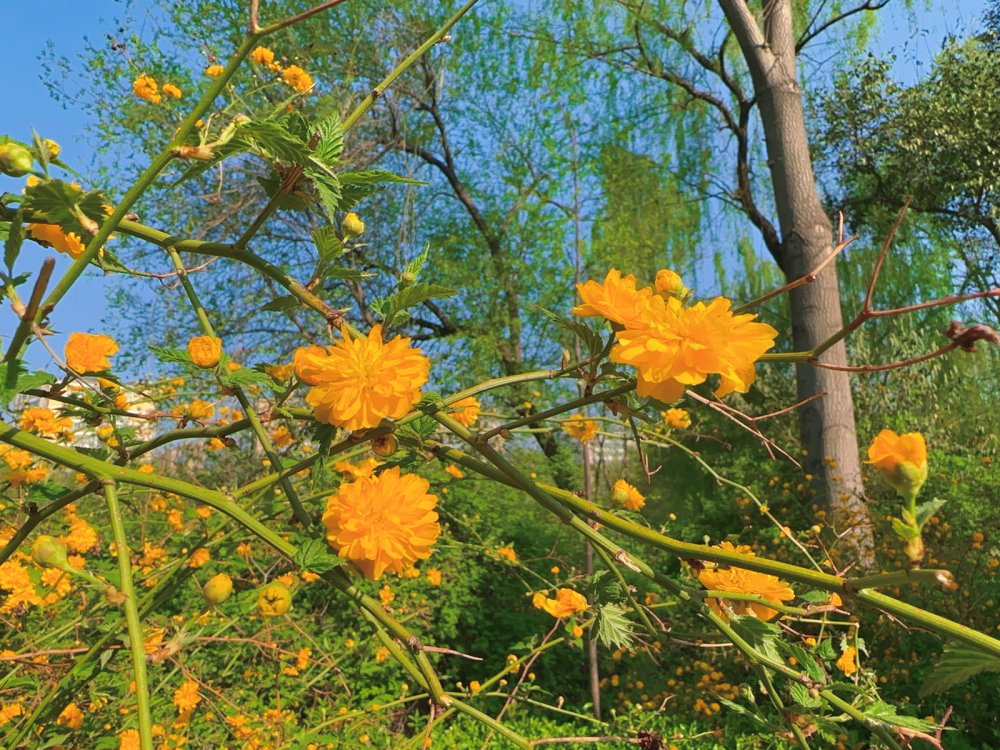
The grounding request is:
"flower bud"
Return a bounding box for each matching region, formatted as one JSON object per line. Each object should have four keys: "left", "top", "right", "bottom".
{"left": 654, "top": 269, "right": 689, "bottom": 299}
{"left": 0, "top": 142, "right": 33, "bottom": 177}
{"left": 203, "top": 573, "right": 233, "bottom": 605}
{"left": 31, "top": 535, "right": 69, "bottom": 569}
{"left": 342, "top": 212, "right": 365, "bottom": 238}
{"left": 866, "top": 430, "right": 928, "bottom": 502}
{"left": 611, "top": 482, "right": 631, "bottom": 507}
{"left": 370, "top": 433, "right": 398, "bottom": 457}
{"left": 187, "top": 336, "right": 223, "bottom": 369}
{"left": 398, "top": 271, "right": 417, "bottom": 288}
{"left": 96, "top": 425, "right": 115, "bottom": 442}
{"left": 257, "top": 581, "right": 292, "bottom": 617}
{"left": 105, "top": 586, "right": 127, "bottom": 606}
{"left": 42, "top": 139, "right": 61, "bottom": 160}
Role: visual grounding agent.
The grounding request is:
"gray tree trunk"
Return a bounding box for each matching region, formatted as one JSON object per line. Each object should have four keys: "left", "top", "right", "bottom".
{"left": 719, "top": 0, "right": 873, "bottom": 564}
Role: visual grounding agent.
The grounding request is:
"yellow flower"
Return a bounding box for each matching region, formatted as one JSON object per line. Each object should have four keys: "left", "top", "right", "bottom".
{"left": 65, "top": 333, "right": 118, "bottom": 373}
{"left": 445, "top": 464, "right": 464, "bottom": 479}
{"left": 654, "top": 268, "right": 688, "bottom": 298}
{"left": 426, "top": 568, "right": 442, "bottom": 585}
{"left": 342, "top": 212, "right": 365, "bottom": 238}
{"left": 664, "top": 408, "right": 691, "bottom": 429}
{"left": 188, "top": 548, "right": 210, "bottom": 568}
{"left": 379, "top": 585, "right": 395, "bottom": 606}
{"left": 295, "top": 325, "right": 430, "bottom": 431}
{"left": 571, "top": 625, "right": 584, "bottom": 638}
{"left": 205, "top": 65, "right": 225, "bottom": 77}
{"left": 323, "top": 467, "right": 441, "bottom": 580}
{"left": 173, "top": 681, "right": 201, "bottom": 713}
{"left": 611, "top": 479, "right": 645, "bottom": 511}
{"left": 282, "top": 65, "right": 314, "bottom": 92}
{"left": 562, "top": 414, "right": 598, "bottom": 443}
{"left": 541, "top": 588, "right": 589, "bottom": 618}
{"left": 613, "top": 294, "right": 777, "bottom": 403}
{"left": 271, "top": 425, "right": 294, "bottom": 448}
{"left": 203, "top": 573, "right": 232, "bottom": 605}
{"left": 132, "top": 75, "right": 161, "bottom": 103}
{"left": 495, "top": 546, "right": 517, "bottom": 563}
{"left": 469, "top": 680, "right": 481, "bottom": 692}
{"left": 697, "top": 541, "right": 794, "bottom": 622}
{"left": 866, "top": 430, "right": 928, "bottom": 499}
{"left": 19, "top": 407, "right": 72, "bottom": 437}
{"left": 56, "top": 701, "right": 84, "bottom": 729}
{"left": 836, "top": 645, "right": 858, "bottom": 676}
{"left": 251, "top": 46, "right": 275, "bottom": 65}
{"left": 118, "top": 728, "right": 140, "bottom": 750}
{"left": 572, "top": 269, "right": 652, "bottom": 329}
{"left": 185, "top": 399, "right": 215, "bottom": 421}
{"left": 187, "top": 336, "right": 222, "bottom": 368}
{"left": 25, "top": 222, "right": 88, "bottom": 259}
{"left": 161, "top": 83, "right": 182, "bottom": 99}
{"left": 62, "top": 516, "right": 98, "bottom": 553}
{"left": 532, "top": 592, "right": 547, "bottom": 609}
{"left": 334, "top": 457, "right": 384, "bottom": 479}
{"left": 265, "top": 362, "right": 295, "bottom": 383}
{"left": 258, "top": 582, "right": 292, "bottom": 617}
{"left": 375, "top": 646, "right": 390, "bottom": 663}
{"left": 450, "top": 396, "right": 481, "bottom": 427}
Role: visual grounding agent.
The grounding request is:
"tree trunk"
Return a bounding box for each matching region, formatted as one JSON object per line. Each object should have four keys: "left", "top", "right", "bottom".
{"left": 719, "top": 0, "right": 873, "bottom": 565}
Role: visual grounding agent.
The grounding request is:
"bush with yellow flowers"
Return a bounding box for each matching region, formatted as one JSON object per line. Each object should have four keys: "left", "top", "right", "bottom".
{"left": 3, "top": 4, "right": 1000, "bottom": 750}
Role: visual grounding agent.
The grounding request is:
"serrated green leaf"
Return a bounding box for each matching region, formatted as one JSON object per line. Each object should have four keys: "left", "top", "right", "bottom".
{"left": 383, "top": 283, "right": 458, "bottom": 328}
{"left": 240, "top": 121, "right": 314, "bottom": 165}
{"left": 537, "top": 307, "right": 604, "bottom": 361}
{"left": 919, "top": 643, "right": 1000, "bottom": 696}
{"left": 717, "top": 696, "right": 767, "bottom": 724}
{"left": 729, "top": 614, "right": 781, "bottom": 663}
{"left": 0, "top": 360, "right": 56, "bottom": 407}
{"left": 339, "top": 169, "right": 426, "bottom": 187}
{"left": 22, "top": 179, "right": 108, "bottom": 238}
{"left": 337, "top": 183, "right": 385, "bottom": 212}
{"left": 222, "top": 368, "right": 273, "bottom": 387}
{"left": 5, "top": 208, "right": 22, "bottom": 274}
{"left": 294, "top": 538, "right": 340, "bottom": 573}
{"left": 404, "top": 249, "right": 430, "bottom": 279}
{"left": 815, "top": 638, "right": 837, "bottom": 660}
{"left": 595, "top": 605, "right": 634, "bottom": 650}
{"left": 315, "top": 113, "right": 344, "bottom": 164}
{"left": 891, "top": 517, "right": 920, "bottom": 541}
{"left": 797, "top": 590, "right": 829, "bottom": 603}
{"left": 261, "top": 295, "right": 300, "bottom": 312}
{"left": 778, "top": 641, "right": 826, "bottom": 682}
{"left": 310, "top": 171, "right": 342, "bottom": 222}
{"left": 148, "top": 345, "right": 192, "bottom": 366}
{"left": 914, "top": 497, "right": 947, "bottom": 529}
{"left": 312, "top": 227, "right": 345, "bottom": 265}
{"left": 789, "top": 681, "right": 822, "bottom": 708}
{"left": 864, "top": 701, "right": 938, "bottom": 732}
{"left": 588, "top": 570, "right": 626, "bottom": 606}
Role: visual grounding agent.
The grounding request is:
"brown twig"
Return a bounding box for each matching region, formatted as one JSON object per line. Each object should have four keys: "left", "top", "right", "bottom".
{"left": 808, "top": 343, "right": 959, "bottom": 372}
{"left": 420, "top": 645, "right": 483, "bottom": 661}
{"left": 733, "top": 233, "right": 858, "bottom": 314}
{"left": 684, "top": 391, "right": 801, "bottom": 467}
{"left": 260, "top": 0, "right": 351, "bottom": 34}
{"left": 3, "top": 256, "right": 55, "bottom": 363}
{"left": 864, "top": 196, "right": 913, "bottom": 313}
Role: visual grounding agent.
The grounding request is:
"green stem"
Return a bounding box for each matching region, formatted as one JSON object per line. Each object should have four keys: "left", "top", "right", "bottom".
{"left": 341, "top": 0, "right": 480, "bottom": 132}
{"left": 103, "top": 480, "right": 154, "bottom": 750}
{"left": 846, "top": 569, "right": 951, "bottom": 592}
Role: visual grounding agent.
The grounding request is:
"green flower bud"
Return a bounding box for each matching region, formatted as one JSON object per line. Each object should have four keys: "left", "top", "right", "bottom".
{"left": 203, "top": 573, "right": 233, "bottom": 605}
{"left": 341, "top": 212, "right": 365, "bottom": 238}
{"left": 258, "top": 581, "right": 292, "bottom": 617}
{"left": 31, "top": 535, "right": 69, "bottom": 569}
{"left": 0, "top": 142, "right": 33, "bottom": 177}
{"left": 42, "top": 139, "right": 61, "bottom": 160}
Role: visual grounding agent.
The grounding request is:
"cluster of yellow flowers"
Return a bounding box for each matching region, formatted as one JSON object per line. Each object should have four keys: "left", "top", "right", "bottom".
{"left": 573, "top": 269, "right": 777, "bottom": 403}
{"left": 249, "top": 46, "right": 315, "bottom": 92}
{"left": 696, "top": 541, "right": 795, "bottom": 622}
{"left": 132, "top": 75, "right": 182, "bottom": 104}
{"left": 562, "top": 413, "right": 598, "bottom": 443}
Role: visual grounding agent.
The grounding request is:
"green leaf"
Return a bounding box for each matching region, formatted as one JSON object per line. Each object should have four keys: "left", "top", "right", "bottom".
{"left": 788, "top": 682, "right": 822, "bottom": 708}
{"left": 324, "top": 266, "right": 375, "bottom": 281}
{"left": 403, "top": 249, "right": 430, "bottom": 279}
{"left": 717, "top": 696, "right": 767, "bottom": 725}
{"left": 0, "top": 360, "right": 56, "bottom": 407}
{"left": 293, "top": 538, "right": 341, "bottom": 574}
{"left": 919, "top": 643, "right": 1000, "bottom": 696}
{"left": 148, "top": 345, "right": 193, "bottom": 366}
{"left": 815, "top": 638, "right": 837, "bottom": 660}
{"left": 588, "top": 570, "right": 626, "bottom": 606}
{"left": 777, "top": 641, "right": 826, "bottom": 682}
{"left": 312, "top": 227, "right": 345, "bottom": 266}
{"left": 891, "top": 517, "right": 921, "bottom": 541}
{"left": 383, "top": 283, "right": 458, "bottom": 328}
{"left": 314, "top": 112, "right": 344, "bottom": 164}
{"left": 261, "top": 296, "right": 300, "bottom": 312}
{"left": 338, "top": 169, "right": 426, "bottom": 187}
{"left": 537, "top": 306, "right": 604, "bottom": 361}
{"left": 240, "top": 121, "right": 314, "bottom": 165}
{"left": 5, "top": 208, "right": 23, "bottom": 274}
{"left": 222, "top": 368, "right": 272, "bottom": 387}
{"left": 864, "top": 701, "right": 938, "bottom": 732}
{"left": 337, "top": 183, "right": 385, "bottom": 212}
{"left": 728, "top": 614, "right": 781, "bottom": 664}
{"left": 594, "top": 605, "right": 634, "bottom": 650}
{"left": 914, "top": 497, "right": 947, "bottom": 529}
{"left": 309, "top": 171, "right": 342, "bottom": 222}
{"left": 797, "top": 590, "right": 830, "bottom": 603}
{"left": 22, "top": 179, "right": 108, "bottom": 237}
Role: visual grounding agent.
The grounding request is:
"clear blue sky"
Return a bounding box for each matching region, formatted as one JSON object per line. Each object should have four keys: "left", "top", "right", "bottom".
{"left": 0, "top": 0, "right": 987, "bottom": 370}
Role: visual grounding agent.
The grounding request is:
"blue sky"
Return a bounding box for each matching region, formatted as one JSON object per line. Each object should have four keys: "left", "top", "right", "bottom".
{"left": 0, "top": 0, "right": 988, "bottom": 370}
